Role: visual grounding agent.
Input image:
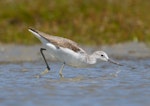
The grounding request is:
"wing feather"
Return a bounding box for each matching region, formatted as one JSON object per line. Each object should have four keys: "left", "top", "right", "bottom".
{"left": 29, "top": 28, "right": 85, "bottom": 53}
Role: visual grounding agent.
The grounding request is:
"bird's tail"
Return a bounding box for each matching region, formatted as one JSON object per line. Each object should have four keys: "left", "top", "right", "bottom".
{"left": 28, "top": 28, "right": 48, "bottom": 44}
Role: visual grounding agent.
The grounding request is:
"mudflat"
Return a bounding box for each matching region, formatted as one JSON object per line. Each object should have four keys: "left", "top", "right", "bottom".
{"left": 0, "top": 42, "right": 149, "bottom": 63}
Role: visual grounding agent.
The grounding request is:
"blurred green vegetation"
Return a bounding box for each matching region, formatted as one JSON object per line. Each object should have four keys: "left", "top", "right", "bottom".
{"left": 0, "top": 0, "right": 150, "bottom": 45}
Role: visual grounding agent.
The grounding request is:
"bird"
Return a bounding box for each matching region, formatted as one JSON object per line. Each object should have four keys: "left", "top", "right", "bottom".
{"left": 28, "top": 28, "right": 122, "bottom": 77}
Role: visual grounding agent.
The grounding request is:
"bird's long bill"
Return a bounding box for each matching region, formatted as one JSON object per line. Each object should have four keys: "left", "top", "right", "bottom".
{"left": 108, "top": 58, "right": 123, "bottom": 66}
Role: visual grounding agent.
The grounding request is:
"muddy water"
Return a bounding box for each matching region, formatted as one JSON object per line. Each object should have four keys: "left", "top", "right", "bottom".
{"left": 0, "top": 59, "right": 150, "bottom": 106}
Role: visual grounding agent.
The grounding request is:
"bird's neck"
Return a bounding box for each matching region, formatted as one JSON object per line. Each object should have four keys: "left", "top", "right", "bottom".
{"left": 85, "top": 54, "right": 97, "bottom": 65}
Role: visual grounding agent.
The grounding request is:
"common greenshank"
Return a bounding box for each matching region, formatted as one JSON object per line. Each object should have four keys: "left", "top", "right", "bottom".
{"left": 28, "top": 28, "right": 122, "bottom": 77}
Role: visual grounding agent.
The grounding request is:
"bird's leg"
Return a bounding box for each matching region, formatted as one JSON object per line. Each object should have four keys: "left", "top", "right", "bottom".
{"left": 40, "top": 48, "right": 50, "bottom": 70}
{"left": 37, "top": 48, "right": 50, "bottom": 77}
{"left": 59, "top": 62, "right": 65, "bottom": 78}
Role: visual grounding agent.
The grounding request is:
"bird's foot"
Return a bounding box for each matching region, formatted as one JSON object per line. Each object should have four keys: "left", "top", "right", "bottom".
{"left": 40, "top": 68, "right": 49, "bottom": 75}
{"left": 59, "top": 73, "right": 64, "bottom": 78}
{"left": 35, "top": 68, "right": 49, "bottom": 78}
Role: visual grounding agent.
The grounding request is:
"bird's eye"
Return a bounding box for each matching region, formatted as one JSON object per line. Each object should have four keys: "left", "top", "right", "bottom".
{"left": 101, "top": 54, "right": 104, "bottom": 57}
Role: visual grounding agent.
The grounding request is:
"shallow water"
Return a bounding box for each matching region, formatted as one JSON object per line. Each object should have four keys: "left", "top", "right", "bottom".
{"left": 0, "top": 59, "right": 150, "bottom": 106}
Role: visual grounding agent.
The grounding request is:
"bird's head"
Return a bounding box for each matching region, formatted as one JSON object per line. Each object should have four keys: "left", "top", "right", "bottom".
{"left": 93, "top": 51, "right": 109, "bottom": 61}
{"left": 93, "top": 51, "right": 123, "bottom": 66}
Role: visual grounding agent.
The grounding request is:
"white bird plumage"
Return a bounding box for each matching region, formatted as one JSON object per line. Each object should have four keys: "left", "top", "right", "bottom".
{"left": 28, "top": 28, "right": 122, "bottom": 77}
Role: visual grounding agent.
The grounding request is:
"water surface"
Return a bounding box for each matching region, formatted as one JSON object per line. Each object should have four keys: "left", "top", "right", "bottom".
{"left": 0, "top": 59, "right": 150, "bottom": 106}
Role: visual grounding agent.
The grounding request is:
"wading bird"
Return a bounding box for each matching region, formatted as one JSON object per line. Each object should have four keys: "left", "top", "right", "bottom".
{"left": 28, "top": 28, "right": 122, "bottom": 77}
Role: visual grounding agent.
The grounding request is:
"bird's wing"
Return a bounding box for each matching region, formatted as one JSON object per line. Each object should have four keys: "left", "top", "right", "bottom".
{"left": 29, "top": 28, "right": 85, "bottom": 53}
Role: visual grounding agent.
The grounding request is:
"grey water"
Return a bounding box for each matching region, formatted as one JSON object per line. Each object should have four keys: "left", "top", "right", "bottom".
{"left": 0, "top": 59, "right": 150, "bottom": 106}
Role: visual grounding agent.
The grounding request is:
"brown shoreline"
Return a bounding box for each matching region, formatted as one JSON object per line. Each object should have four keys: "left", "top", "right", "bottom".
{"left": 0, "top": 42, "right": 149, "bottom": 63}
